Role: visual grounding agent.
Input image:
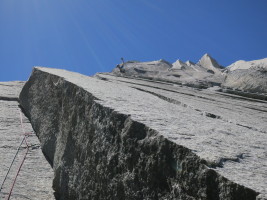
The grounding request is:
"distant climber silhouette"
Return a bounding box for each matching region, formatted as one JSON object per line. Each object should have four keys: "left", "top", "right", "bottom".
{"left": 121, "top": 57, "right": 125, "bottom": 66}
{"left": 116, "top": 57, "right": 125, "bottom": 73}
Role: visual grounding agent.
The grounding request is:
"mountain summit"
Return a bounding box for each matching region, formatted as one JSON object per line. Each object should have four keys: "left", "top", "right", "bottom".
{"left": 172, "top": 59, "right": 187, "bottom": 70}
{"left": 197, "top": 53, "right": 222, "bottom": 71}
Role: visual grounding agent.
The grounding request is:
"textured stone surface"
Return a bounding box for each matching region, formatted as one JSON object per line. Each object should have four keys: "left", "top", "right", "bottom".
{"left": 19, "top": 67, "right": 267, "bottom": 199}
{"left": 0, "top": 81, "right": 55, "bottom": 199}
{"left": 112, "top": 55, "right": 225, "bottom": 89}
{"left": 223, "top": 68, "right": 267, "bottom": 94}
{"left": 97, "top": 74, "right": 267, "bottom": 199}
{"left": 113, "top": 56, "right": 267, "bottom": 96}
{"left": 223, "top": 58, "right": 267, "bottom": 94}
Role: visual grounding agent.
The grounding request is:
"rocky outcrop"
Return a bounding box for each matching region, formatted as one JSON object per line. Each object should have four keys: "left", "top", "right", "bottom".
{"left": 112, "top": 59, "right": 172, "bottom": 78}
{"left": 223, "top": 58, "right": 267, "bottom": 94}
{"left": 197, "top": 53, "right": 223, "bottom": 72}
{"left": 172, "top": 60, "right": 187, "bottom": 70}
{"left": 19, "top": 67, "right": 267, "bottom": 199}
{"left": 113, "top": 54, "right": 225, "bottom": 89}
{"left": 0, "top": 81, "right": 55, "bottom": 199}
{"left": 112, "top": 55, "right": 267, "bottom": 98}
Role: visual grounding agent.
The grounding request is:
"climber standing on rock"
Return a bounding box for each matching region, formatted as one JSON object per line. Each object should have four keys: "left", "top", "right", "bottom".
{"left": 121, "top": 57, "right": 125, "bottom": 67}
{"left": 116, "top": 57, "right": 125, "bottom": 73}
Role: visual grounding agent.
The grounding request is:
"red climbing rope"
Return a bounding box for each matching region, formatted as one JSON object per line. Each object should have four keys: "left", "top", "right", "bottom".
{"left": 0, "top": 137, "right": 25, "bottom": 193}
{"left": 5, "top": 146, "right": 29, "bottom": 200}
{"left": 5, "top": 111, "right": 30, "bottom": 200}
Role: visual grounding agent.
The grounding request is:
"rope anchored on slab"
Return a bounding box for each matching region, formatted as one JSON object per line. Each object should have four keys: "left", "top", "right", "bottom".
{"left": 0, "top": 111, "right": 31, "bottom": 200}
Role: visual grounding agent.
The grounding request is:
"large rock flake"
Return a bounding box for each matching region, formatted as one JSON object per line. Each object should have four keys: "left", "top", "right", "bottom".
{"left": 19, "top": 67, "right": 267, "bottom": 199}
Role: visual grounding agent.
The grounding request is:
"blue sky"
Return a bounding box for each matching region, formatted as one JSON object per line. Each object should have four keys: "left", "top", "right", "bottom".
{"left": 0, "top": 0, "right": 267, "bottom": 81}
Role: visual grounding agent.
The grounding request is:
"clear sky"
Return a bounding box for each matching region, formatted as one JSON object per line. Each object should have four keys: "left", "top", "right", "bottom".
{"left": 0, "top": 0, "right": 267, "bottom": 81}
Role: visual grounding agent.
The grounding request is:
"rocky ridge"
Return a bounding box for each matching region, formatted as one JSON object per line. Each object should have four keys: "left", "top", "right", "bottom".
{"left": 113, "top": 54, "right": 267, "bottom": 95}
{"left": 113, "top": 54, "right": 225, "bottom": 89}
{"left": 19, "top": 67, "right": 267, "bottom": 199}
{"left": 223, "top": 58, "right": 267, "bottom": 93}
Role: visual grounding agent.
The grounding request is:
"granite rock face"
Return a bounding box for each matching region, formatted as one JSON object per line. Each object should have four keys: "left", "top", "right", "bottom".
{"left": 113, "top": 54, "right": 226, "bottom": 89}
{"left": 113, "top": 55, "right": 267, "bottom": 97}
{"left": 223, "top": 58, "right": 267, "bottom": 94}
{"left": 0, "top": 82, "right": 55, "bottom": 199}
{"left": 19, "top": 67, "right": 267, "bottom": 200}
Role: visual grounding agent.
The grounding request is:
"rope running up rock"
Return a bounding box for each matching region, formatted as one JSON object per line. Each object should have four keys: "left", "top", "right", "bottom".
{"left": 0, "top": 111, "right": 31, "bottom": 200}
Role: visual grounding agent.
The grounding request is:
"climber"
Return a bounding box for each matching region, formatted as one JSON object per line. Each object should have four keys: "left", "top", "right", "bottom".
{"left": 120, "top": 57, "right": 125, "bottom": 69}
{"left": 116, "top": 57, "right": 125, "bottom": 73}
{"left": 116, "top": 58, "right": 125, "bottom": 73}
{"left": 121, "top": 57, "right": 125, "bottom": 66}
